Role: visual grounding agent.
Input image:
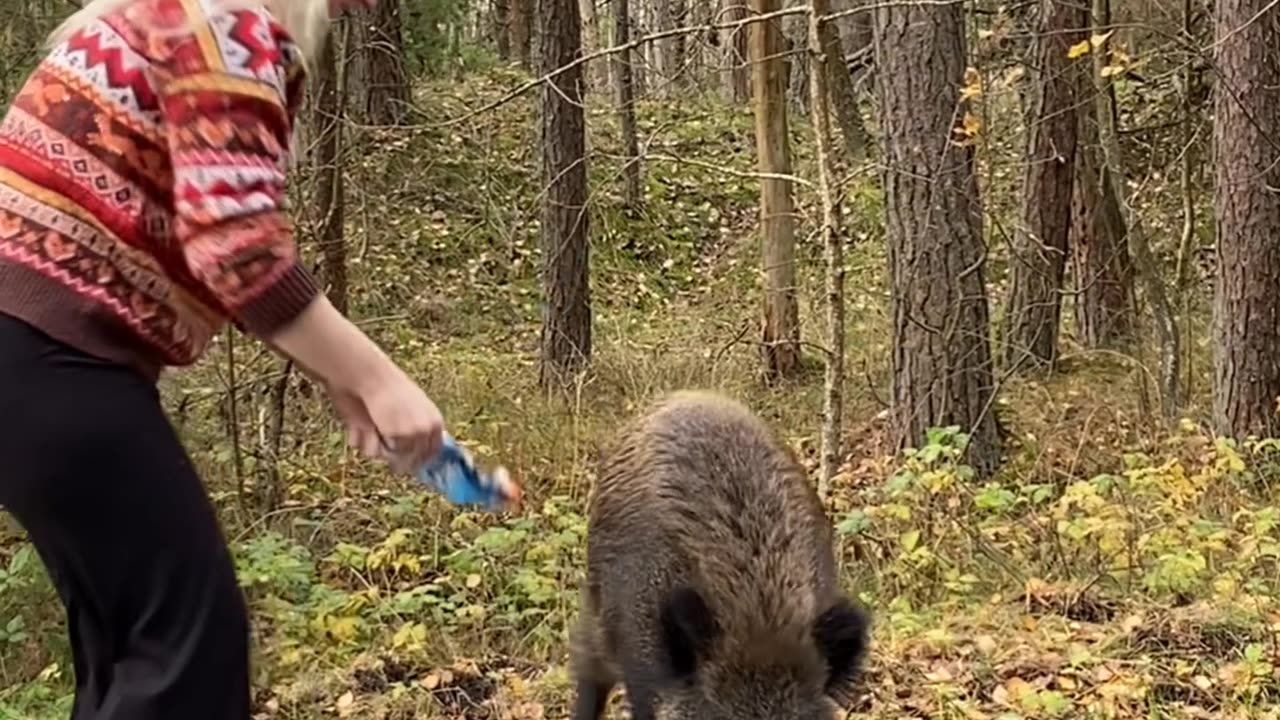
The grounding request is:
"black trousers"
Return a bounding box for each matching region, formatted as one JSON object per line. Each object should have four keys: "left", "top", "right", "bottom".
{"left": 0, "top": 313, "right": 251, "bottom": 720}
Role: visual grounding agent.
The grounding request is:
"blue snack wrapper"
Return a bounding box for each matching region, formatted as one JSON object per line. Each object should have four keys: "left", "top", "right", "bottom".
{"left": 415, "top": 433, "right": 519, "bottom": 512}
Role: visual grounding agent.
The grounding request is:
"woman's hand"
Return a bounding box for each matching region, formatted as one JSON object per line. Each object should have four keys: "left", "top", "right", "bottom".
{"left": 355, "top": 368, "right": 444, "bottom": 473}
{"left": 264, "top": 295, "right": 445, "bottom": 474}
{"left": 328, "top": 372, "right": 444, "bottom": 474}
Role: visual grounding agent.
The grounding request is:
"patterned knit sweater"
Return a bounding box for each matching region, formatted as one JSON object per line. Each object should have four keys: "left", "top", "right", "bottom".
{"left": 0, "top": 0, "right": 319, "bottom": 380}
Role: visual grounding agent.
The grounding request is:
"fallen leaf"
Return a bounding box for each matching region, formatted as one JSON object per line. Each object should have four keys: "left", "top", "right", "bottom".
{"left": 975, "top": 635, "right": 998, "bottom": 654}
{"left": 336, "top": 691, "right": 354, "bottom": 718}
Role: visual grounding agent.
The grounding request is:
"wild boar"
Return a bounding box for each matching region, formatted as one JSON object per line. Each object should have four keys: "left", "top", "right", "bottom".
{"left": 570, "top": 390, "right": 869, "bottom": 720}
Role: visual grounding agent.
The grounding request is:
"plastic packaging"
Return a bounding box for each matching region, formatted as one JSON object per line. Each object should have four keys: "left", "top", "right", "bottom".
{"left": 414, "top": 433, "right": 520, "bottom": 512}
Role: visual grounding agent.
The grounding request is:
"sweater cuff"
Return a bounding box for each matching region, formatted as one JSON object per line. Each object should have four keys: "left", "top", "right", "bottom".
{"left": 235, "top": 262, "right": 321, "bottom": 338}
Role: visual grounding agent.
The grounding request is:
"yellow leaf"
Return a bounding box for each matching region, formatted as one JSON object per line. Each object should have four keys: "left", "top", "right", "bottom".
{"left": 466, "top": 573, "right": 483, "bottom": 589}
{"left": 1090, "top": 30, "right": 1114, "bottom": 49}
{"left": 508, "top": 674, "right": 530, "bottom": 697}
{"left": 421, "top": 672, "right": 441, "bottom": 690}
{"left": 327, "top": 615, "right": 363, "bottom": 643}
{"left": 960, "top": 111, "right": 982, "bottom": 138}
{"left": 961, "top": 67, "right": 982, "bottom": 99}
{"left": 1067, "top": 38, "right": 1092, "bottom": 59}
{"left": 1004, "top": 677, "right": 1034, "bottom": 699}
{"left": 1100, "top": 64, "right": 1125, "bottom": 78}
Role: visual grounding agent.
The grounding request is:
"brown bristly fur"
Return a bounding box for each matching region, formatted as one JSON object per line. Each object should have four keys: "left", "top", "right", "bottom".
{"left": 571, "top": 390, "right": 867, "bottom": 720}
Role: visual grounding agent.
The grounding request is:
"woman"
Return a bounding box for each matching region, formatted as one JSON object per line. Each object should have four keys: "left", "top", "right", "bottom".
{"left": 0, "top": 0, "right": 441, "bottom": 717}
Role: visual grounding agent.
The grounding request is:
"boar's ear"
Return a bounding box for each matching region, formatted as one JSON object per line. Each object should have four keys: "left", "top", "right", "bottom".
{"left": 659, "top": 586, "right": 720, "bottom": 681}
{"left": 812, "top": 598, "right": 870, "bottom": 694}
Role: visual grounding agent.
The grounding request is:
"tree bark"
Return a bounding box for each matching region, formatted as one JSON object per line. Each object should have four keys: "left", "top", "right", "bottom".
{"left": 1071, "top": 105, "right": 1133, "bottom": 348}
{"left": 613, "top": 0, "right": 642, "bottom": 211}
{"left": 1212, "top": 0, "right": 1280, "bottom": 438}
{"left": 874, "top": 0, "right": 1001, "bottom": 476}
{"left": 819, "top": 10, "right": 869, "bottom": 165}
{"left": 809, "top": 0, "right": 844, "bottom": 496}
{"left": 539, "top": 0, "right": 592, "bottom": 386}
{"left": 671, "top": 0, "right": 688, "bottom": 87}
{"left": 578, "top": 0, "right": 605, "bottom": 91}
{"left": 1002, "top": 0, "right": 1084, "bottom": 372}
{"left": 785, "top": 0, "right": 809, "bottom": 114}
{"left": 654, "top": 0, "right": 687, "bottom": 92}
{"left": 632, "top": 13, "right": 648, "bottom": 96}
{"left": 1093, "top": 0, "right": 1179, "bottom": 417}
{"left": 750, "top": 0, "right": 801, "bottom": 382}
{"left": 513, "top": 0, "right": 535, "bottom": 68}
{"left": 314, "top": 28, "right": 347, "bottom": 314}
{"left": 343, "top": 12, "right": 370, "bottom": 122}
{"left": 364, "top": 0, "right": 410, "bottom": 125}
{"left": 722, "top": 0, "right": 751, "bottom": 103}
{"left": 495, "top": 0, "right": 513, "bottom": 59}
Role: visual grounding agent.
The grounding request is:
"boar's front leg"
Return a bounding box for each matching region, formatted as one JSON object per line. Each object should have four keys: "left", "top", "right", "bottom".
{"left": 570, "top": 588, "right": 618, "bottom": 720}
{"left": 572, "top": 678, "right": 614, "bottom": 720}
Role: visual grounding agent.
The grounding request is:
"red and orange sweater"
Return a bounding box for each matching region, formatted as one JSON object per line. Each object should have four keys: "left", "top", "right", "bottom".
{"left": 0, "top": 0, "right": 320, "bottom": 380}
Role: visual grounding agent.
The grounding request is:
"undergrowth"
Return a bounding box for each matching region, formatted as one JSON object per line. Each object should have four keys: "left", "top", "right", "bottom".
{"left": 0, "top": 66, "right": 1276, "bottom": 720}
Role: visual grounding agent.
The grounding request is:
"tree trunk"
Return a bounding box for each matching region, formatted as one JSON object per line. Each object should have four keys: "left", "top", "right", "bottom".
{"left": 672, "top": 0, "right": 688, "bottom": 86}
{"left": 809, "top": 0, "right": 844, "bottom": 496}
{"left": 539, "top": 0, "right": 592, "bottom": 386}
{"left": 1002, "top": 0, "right": 1084, "bottom": 373}
{"left": 842, "top": 0, "right": 874, "bottom": 91}
{"left": 750, "top": 0, "right": 801, "bottom": 382}
{"left": 1212, "top": 0, "right": 1280, "bottom": 438}
{"left": 314, "top": 28, "right": 347, "bottom": 314}
{"left": 1093, "top": 0, "right": 1179, "bottom": 417}
{"left": 578, "top": 0, "right": 604, "bottom": 91}
{"left": 495, "top": 0, "right": 513, "bottom": 59}
{"left": 513, "top": 0, "right": 534, "bottom": 68}
{"left": 785, "top": 0, "right": 809, "bottom": 114}
{"left": 819, "top": 11, "right": 869, "bottom": 164}
{"left": 722, "top": 0, "right": 751, "bottom": 103}
{"left": 1071, "top": 106, "right": 1133, "bottom": 348}
{"left": 654, "top": 0, "right": 687, "bottom": 92}
{"left": 343, "top": 12, "right": 370, "bottom": 122}
{"left": 632, "top": 14, "right": 648, "bottom": 96}
{"left": 874, "top": 0, "right": 1001, "bottom": 476}
{"left": 364, "top": 0, "right": 409, "bottom": 125}
{"left": 613, "top": 0, "right": 642, "bottom": 211}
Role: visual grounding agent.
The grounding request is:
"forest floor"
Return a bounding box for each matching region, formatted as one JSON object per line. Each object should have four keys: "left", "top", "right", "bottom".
{"left": 1, "top": 66, "right": 1278, "bottom": 720}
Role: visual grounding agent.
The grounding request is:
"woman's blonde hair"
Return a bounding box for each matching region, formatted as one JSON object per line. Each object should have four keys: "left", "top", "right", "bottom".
{"left": 47, "top": 0, "right": 332, "bottom": 64}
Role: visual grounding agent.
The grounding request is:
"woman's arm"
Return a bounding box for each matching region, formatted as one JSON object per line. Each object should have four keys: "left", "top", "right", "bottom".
{"left": 156, "top": 6, "right": 443, "bottom": 468}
